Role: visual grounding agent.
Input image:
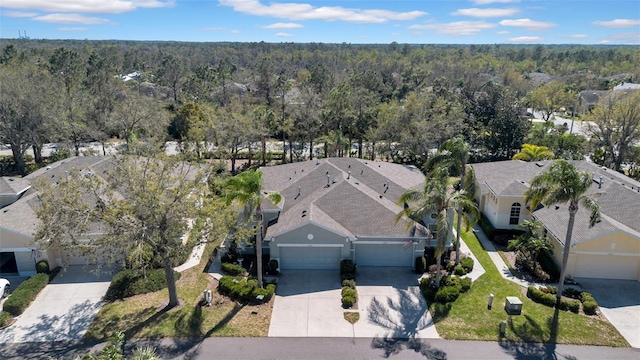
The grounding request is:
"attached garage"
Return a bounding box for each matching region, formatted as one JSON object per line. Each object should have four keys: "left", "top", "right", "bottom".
{"left": 355, "top": 242, "right": 415, "bottom": 267}
{"left": 574, "top": 254, "right": 639, "bottom": 280}
{"left": 279, "top": 245, "right": 342, "bottom": 270}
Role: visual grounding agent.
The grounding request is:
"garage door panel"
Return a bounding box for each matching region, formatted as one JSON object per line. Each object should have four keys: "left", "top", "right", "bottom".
{"left": 356, "top": 244, "right": 414, "bottom": 267}
{"left": 575, "top": 255, "right": 638, "bottom": 280}
{"left": 280, "top": 246, "right": 341, "bottom": 270}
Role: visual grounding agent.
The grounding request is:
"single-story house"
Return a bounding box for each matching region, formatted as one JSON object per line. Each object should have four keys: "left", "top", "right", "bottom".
{"left": 0, "top": 156, "right": 115, "bottom": 276}
{"left": 471, "top": 160, "right": 640, "bottom": 281}
{"left": 250, "top": 157, "right": 451, "bottom": 270}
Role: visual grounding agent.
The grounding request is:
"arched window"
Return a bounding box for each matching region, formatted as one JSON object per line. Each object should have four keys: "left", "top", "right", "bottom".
{"left": 510, "top": 202, "right": 521, "bottom": 225}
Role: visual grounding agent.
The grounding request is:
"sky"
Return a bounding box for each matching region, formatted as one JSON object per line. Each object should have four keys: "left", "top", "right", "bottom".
{"left": 0, "top": 0, "right": 639, "bottom": 45}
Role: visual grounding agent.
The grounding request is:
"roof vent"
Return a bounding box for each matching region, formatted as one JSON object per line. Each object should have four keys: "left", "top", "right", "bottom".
{"left": 535, "top": 162, "right": 544, "bottom": 167}
{"left": 555, "top": 205, "right": 560, "bottom": 210}
{"left": 316, "top": 159, "right": 320, "bottom": 165}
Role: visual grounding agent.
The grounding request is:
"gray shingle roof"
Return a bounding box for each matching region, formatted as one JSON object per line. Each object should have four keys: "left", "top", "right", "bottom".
{"left": 261, "top": 158, "right": 422, "bottom": 239}
{"left": 471, "top": 160, "right": 640, "bottom": 243}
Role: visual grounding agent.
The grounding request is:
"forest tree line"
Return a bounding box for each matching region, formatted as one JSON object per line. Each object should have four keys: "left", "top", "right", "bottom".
{"left": 1, "top": 40, "right": 639, "bottom": 179}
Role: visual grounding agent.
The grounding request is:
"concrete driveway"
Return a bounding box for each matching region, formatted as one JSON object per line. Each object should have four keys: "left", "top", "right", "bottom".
{"left": 576, "top": 278, "right": 640, "bottom": 348}
{"left": 0, "top": 266, "right": 113, "bottom": 344}
{"left": 268, "top": 268, "right": 438, "bottom": 339}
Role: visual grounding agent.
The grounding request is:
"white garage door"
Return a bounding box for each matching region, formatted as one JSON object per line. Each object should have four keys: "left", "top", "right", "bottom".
{"left": 356, "top": 243, "right": 414, "bottom": 267}
{"left": 575, "top": 254, "right": 639, "bottom": 280}
{"left": 279, "top": 246, "right": 341, "bottom": 270}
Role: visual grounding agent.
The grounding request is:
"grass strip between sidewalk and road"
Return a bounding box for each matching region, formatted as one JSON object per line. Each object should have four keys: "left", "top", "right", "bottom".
{"left": 429, "top": 230, "right": 629, "bottom": 347}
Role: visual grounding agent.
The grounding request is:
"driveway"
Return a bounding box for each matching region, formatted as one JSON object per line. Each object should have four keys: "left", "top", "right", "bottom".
{"left": 0, "top": 266, "right": 113, "bottom": 344}
{"left": 576, "top": 278, "right": 640, "bottom": 348}
{"left": 268, "top": 268, "right": 438, "bottom": 339}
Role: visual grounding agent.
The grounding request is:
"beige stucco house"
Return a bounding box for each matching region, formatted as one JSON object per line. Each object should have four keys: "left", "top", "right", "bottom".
{"left": 471, "top": 160, "right": 640, "bottom": 281}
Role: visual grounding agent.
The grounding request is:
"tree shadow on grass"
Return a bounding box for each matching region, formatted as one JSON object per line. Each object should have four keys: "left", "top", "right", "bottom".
{"left": 498, "top": 307, "right": 575, "bottom": 360}
{"left": 368, "top": 287, "right": 446, "bottom": 359}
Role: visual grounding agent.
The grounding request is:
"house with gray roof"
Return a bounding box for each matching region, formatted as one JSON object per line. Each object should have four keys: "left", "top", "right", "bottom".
{"left": 257, "top": 157, "right": 449, "bottom": 270}
{"left": 0, "top": 156, "right": 117, "bottom": 276}
{"left": 471, "top": 160, "right": 640, "bottom": 281}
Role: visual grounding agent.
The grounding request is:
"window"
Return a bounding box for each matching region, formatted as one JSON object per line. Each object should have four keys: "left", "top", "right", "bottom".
{"left": 509, "top": 203, "right": 521, "bottom": 225}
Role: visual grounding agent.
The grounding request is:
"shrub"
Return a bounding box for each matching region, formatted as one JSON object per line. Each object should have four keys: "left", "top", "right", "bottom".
{"left": 538, "top": 250, "right": 560, "bottom": 281}
{"left": 104, "top": 268, "right": 181, "bottom": 301}
{"left": 35, "top": 260, "right": 49, "bottom": 274}
{"left": 2, "top": 273, "right": 49, "bottom": 316}
{"left": 340, "top": 259, "right": 356, "bottom": 275}
{"left": 434, "top": 285, "right": 461, "bottom": 303}
{"left": 415, "top": 256, "right": 426, "bottom": 274}
{"left": 566, "top": 299, "right": 580, "bottom": 313}
{"left": 441, "top": 276, "right": 461, "bottom": 288}
{"left": 342, "top": 295, "right": 356, "bottom": 308}
{"left": 541, "top": 285, "right": 557, "bottom": 294}
{"left": 478, "top": 213, "right": 496, "bottom": 240}
{"left": 562, "top": 287, "right": 581, "bottom": 299}
{"left": 453, "top": 265, "right": 466, "bottom": 276}
{"left": 582, "top": 300, "right": 598, "bottom": 315}
{"left": 267, "top": 259, "right": 279, "bottom": 274}
{"left": 342, "top": 279, "right": 356, "bottom": 289}
{"left": 460, "top": 277, "right": 472, "bottom": 293}
{"left": 340, "top": 273, "right": 355, "bottom": 282}
{"left": 221, "top": 262, "right": 247, "bottom": 276}
{"left": 527, "top": 286, "right": 557, "bottom": 308}
{"left": 0, "top": 312, "right": 11, "bottom": 328}
{"left": 460, "top": 257, "right": 474, "bottom": 273}
{"left": 341, "top": 287, "right": 358, "bottom": 301}
{"left": 580, "top": 292, "right": 595, "bottom": 303}
{"left": 217, "top": 276, "right": 275, "bottom": 304}
{"left": 419, "top": 277, "right": 437, "bottom": 302}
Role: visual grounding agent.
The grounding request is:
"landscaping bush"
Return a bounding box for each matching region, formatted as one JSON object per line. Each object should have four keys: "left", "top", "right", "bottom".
{"left": 541, "top": 285, "right": 557, "bottom": 294}
{"left": 221, "top": 262, "right": 247, "bottom": 276}
{"left": 441, "top": 275, "right": 461, "bottom": 288}
{"left": 2, "top": 273, "right": 49, "bottom": 316}
{"left": 415, "top": 256, "right": 426, "bottom": 274}
{"left": 104, "top": 268, "right": 181, "bottom": 301}
{"left": 267, "top": 259, "right": 279, "bottom": 274}
{"left": 460, "top": 257, "right": 474, "bottom": 273}
{"left": 0, "top": 311, "right": 11, "bottom": 328}
{"left": 562, "top": 287, "right": 581, "bottom": 299}
{"left": 582, "top": 300, "right": 598, "bottom": 315}
{"left": 453, "top": 265, "right": 466, "bottom": 276}
{"left": 341, "top": 287, "right": 358, "bottom": 301}
{"left": 563, "top": 299, "right": 581, "bottom": 313}
{"left": 434, "top": 285, "right": 461, "bottom": 303}
{"left": 35, "top": 260, "right": 49, "bottom": 274}
{"left": 217, "top": 276, "right": 275, "bottom": 304}
{"left": 537, "top": 250, "right": 560, "bottom": 281}
{"left": 527, "top": 286, "right": 556, "bottom": 307}
{"left": 342, "top": 295, "right": 356, "bottom": 308}
{"left": 478, "top": 213, "right": 496, "bottom": 240}
{"left": 419, "top": 277, "right": 436, "bottom": 302}
{"left": 340, "top": 259, "right": 356, "bottom": 275}
{"left": 460, "top": 277, "right": 472, "bottom": 293}
{"left": 340, "top": 272, "right": 356, "bottom": 281}
{"left": 342, "top": 279, "right": 356, "bottom": 289}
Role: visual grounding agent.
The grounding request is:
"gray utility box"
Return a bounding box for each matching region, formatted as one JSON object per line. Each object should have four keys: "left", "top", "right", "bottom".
{"left": 505, "top": 296, "right": 523, "bottom": 315}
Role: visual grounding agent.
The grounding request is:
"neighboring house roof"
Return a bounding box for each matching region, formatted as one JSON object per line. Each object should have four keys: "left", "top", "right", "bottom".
{"left": 261, "top": 158, "right": 425, "bottom": 240}
{"left": 0, "top": 156, "right": 115, "bottom": 238}
{"left": 0, "top": 176, "right": 30, "bottom": 195}
{"left": 471, "top": 160, "right": 640, "bottom": 245}
{"left": 613, "top": 82, "right": 640, "bottom": 91}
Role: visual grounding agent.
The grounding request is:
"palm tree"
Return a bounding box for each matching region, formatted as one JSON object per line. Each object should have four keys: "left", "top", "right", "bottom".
{"left": 513, "top": 143, "right": 555, "bottom": 161}
{"left": 225, "top": 170, "right": 282, "bottom": 288}
{"left": 396, "top": 167, "right": 478, "bottom": 287}
{"left": 423, "top": 136, "right": 475, "bottom": 265}
{"left": 525, "top": 159, "right": 600, "bottom": 306}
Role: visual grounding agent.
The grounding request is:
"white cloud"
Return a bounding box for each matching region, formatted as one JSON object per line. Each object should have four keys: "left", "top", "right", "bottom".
{"left": 410, "top": 21, "right": 496, "bottom": 35}
{"left": 201, "top": 26, "right": 227, "bottom": 31}
{"left": 230, "top": 29, "right": 241, "bottom": 34}
{"left": 497, "top": 30, "right": 509, "bottom": 34}
{"left": 570, "top": 34, "right": 588, "bottom": 39}
{"left": 0, "top": 0, "right": 174, "bottom": 14}
{"left": 472, "top": 0, "right": 519, "bottom": 4}
{"left": 2, "top": 10, "right": 38, "bottom": 17}
{"left": 32, "top": 13, "right": 112, "bottom": 24}
{"left": 59, "top": 27, "right": 87, "bottom": 31}
{"left": 219, "top": 0, "right": 426, "bottom": 23}
{"left": 276, "top": 32, "right": 293, "bottom": 37}
{"left": 499, "top": 18, "right": 555, "bottom": 30}
{"left": 262, "top": 22, "right": 303, "bottom": 29}
{"left": 508, "top": 36, "right": 542, "bottom": 43}
{"left": 451, "top": 8, "right": 519, "bottom": 18}
{"left": 593, "top": 19, "right": 640, "bottom": 28}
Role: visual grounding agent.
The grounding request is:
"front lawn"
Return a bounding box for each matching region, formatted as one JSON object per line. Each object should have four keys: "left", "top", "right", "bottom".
{"left": 430, "top": 231, "right": 629, "bottom": 347}
{"left": 84, "top": 242, "right": 272, "bottom": 341}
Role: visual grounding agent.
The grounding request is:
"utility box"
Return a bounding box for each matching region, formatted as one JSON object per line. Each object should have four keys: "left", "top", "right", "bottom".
{"left": 505, "top": 296, "right": 522, "bottom": 315}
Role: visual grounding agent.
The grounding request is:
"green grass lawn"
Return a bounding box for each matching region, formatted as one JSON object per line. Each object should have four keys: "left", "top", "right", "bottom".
{"left": 84, "top": 242, "right": 272, "bottom": 341}
{"left": 430, "top": 231, "right": 629, "bottom": 347}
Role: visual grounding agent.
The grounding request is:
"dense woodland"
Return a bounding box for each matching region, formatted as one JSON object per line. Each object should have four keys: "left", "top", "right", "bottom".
{"left": 1, "top": 40, "right": 639, "bottom": 179}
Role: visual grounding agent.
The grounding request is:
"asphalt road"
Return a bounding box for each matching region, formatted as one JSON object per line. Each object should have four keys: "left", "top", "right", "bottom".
{"left": 1, "top": 337, "right": 637, "bottom": 360}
